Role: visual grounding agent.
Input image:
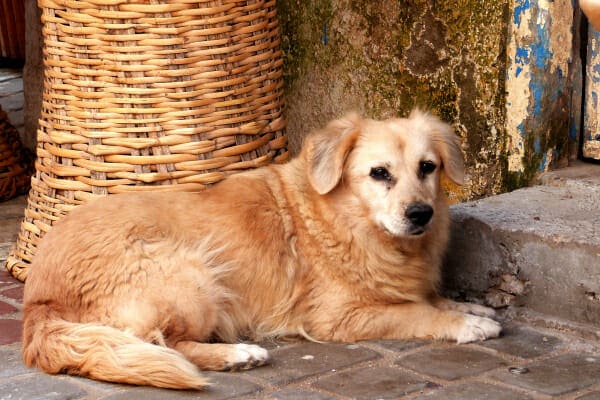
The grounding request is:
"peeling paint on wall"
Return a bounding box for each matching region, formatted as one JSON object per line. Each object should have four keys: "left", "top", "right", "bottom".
{"left": 277, "top": 0, "right": 579, "bottom": 199}
{"left": 505, "top": 0, "right": 575, "bottom": 187}
{"left": 584, "top": 28, "right": 600, "bottom": 159}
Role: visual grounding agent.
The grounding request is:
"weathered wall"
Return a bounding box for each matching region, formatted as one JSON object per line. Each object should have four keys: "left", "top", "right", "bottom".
{"left": 505, "top": 0, "right": 579, "bottom": 188}
{"left": 584, "top": 28, "right": 600, "bottom": 159}
{"left": 21, "top": 1, "right": 582, "bottom": 199}
{"left": 277, "top": 0, "right": 581, "bottom": 200}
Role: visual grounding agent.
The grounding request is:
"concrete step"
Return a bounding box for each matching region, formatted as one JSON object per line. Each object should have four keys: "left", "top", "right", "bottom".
{"left": 444, "top": 161, "right": 600, "bottom": 336}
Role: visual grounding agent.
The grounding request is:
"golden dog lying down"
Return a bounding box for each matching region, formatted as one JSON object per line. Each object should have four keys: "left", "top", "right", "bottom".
{"left": 22, "top": 111, "right": 501, "bottom": 389}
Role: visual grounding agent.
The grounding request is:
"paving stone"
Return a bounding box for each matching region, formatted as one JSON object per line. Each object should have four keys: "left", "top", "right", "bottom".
{"left": 0, "top": 373, "right": 87, "bottom": 400}
{"left": 312, "top": 365, "right": 432, "bottom": 400}
{"left": 368, "top": 339, "right": 427, "bottom": 353}
{"left": 0, "top": 268, "right": 21, "bottom": 285}
{"left": 100, "top": 372, "right": 262, "bottom": 400}
{"left": 7, "top": 108, "right": 24, "bottom": 127}
{"left": 1, "top": 285, "right": 24, "bottom": 301}
{"left": 246, "top": 342, "right": 381, "bottom": 385}
{"left": 577, "top": 392, "right": 600, "bottom": 400}
{"left": 268, "top": 388, "right": 337, "bottom": 400}
{"left": 0, "top": 319, "right": 22, "bottom": 345}
{"left": 0, "top": 92, "right": 24, "bottom": 112}
{"left": 490, "top": 353, "right": 600, "bottom": 396}
{"left": 0, "top": 69, "right": 21, "bottom": 82}
{"left": 0, "top": 244, "right": 14, "bottom": 263}
{"left": 0, "top": 345, "right": 34, "bottom": 379}
{"left": 0, "top": 300, "right": 18, "bottom": 314}
{"left": 60, "top": 374, "right": 135, "bottom": 394}
{"left": 479, "top": 324, "right": 563, "bottom": 358}
{"left": 0, "top": 77, "right": 23, "bottom": 96}
{"left": 0, "top": 195, "right": 28, "bottom": 218}
{"left": 412, "top": 382, "right": 532, "bottom": 400}
{"left": 397, "top": 346, "right": 506, "bottom": 380}
{"left": 256, "top": 338, "right": 296, "bottom": 351}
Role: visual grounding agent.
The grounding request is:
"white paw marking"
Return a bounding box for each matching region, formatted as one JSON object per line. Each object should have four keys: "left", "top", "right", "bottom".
{"left": 227, "top": 344, "right": 270, "bottom": 370}
{"left": 456, "top": 314, "right": 502, "bottom": 344}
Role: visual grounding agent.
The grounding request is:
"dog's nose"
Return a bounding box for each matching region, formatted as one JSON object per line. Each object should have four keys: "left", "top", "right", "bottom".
{"left": 405, "top": 203, "right": 434, "bottom": 227}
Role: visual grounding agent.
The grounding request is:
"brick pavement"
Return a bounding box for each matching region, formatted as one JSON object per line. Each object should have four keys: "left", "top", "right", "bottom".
{"left": 1, "top": 69, "right": 600, "bottom": 399}
{"left": 1, "top": 197, "right": 600, "bottom": 399}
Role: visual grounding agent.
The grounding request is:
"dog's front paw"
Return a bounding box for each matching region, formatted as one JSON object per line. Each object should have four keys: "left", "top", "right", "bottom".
{"left": 225, "top": 344, "right": 270, "bottom": 371}
{"left": 456, "top": 314, "right": 502, "bottom": 344}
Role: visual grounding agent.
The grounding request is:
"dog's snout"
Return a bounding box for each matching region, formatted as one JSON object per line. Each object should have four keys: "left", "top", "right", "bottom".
{"left": 405, "top": 203, "right": 433, "bottom": 227}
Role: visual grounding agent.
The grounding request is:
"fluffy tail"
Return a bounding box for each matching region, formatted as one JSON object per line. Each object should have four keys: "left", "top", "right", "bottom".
{"left": 22, "top": 303, "right": 208, "bottom": 389}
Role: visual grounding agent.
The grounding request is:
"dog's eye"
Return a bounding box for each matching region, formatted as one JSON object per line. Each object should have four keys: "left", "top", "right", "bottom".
{"left": 370, "top": 167, "right": 391, "bottom": 181}
{"left": 419, "top": 161, "right": 436, "bottom": 177}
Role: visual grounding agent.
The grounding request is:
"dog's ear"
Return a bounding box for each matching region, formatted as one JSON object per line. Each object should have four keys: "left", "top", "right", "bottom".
{"left": 410, "top": 110, "right": 465, "bottom": 185}
{"left": 304, "top": 114, "right": 361, "bottom": 195}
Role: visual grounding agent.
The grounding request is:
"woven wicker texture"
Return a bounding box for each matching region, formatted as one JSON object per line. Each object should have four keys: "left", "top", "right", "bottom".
{"left": 6, "top": 0, "right": 288, "bottom": 281}
{"left": 0, "top": 106, "right": 33, "bottom": 201}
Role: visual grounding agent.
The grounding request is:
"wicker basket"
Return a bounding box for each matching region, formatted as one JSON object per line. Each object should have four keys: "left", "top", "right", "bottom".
{"left": 6, "top": 0, "right": 288, "bottom": 281}
{"left": 0, "top": 106, "right": 33, "bottom": 201}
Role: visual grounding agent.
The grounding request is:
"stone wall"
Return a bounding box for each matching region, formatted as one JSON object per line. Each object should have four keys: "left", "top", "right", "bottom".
{"left": 277, "top": 0, "right": 582, "bottom": 200}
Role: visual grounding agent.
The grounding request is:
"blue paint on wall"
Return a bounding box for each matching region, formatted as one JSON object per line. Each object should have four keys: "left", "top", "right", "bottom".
{"left": 514, "top": 47, "right": 529, "bottom": 78}
{"left": 527, "top": 11, "right": 560, "bottom": 129}
{"left": 592, "top": 65, "right": 600, "bottom": 83}
{"left": 529, "top": 19, "right": 552, "bottom": 72}
{"left": 539, "top": 152, "right": 548, "bottom": 171}
{"left": 515, "top": 46, "right": 529, "bottom": 62}
{"left": 517, "top": 122, "right": 525, "bottom": 139}
{"left": 570, "top": 119, "right": 578, "bottom": 140}
{"left": 514, "top": 0, "right": 531, "bottom": 25}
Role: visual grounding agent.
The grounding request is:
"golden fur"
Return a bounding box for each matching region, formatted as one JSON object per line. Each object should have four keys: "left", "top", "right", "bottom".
{"left": 22, "top": 111, "right": 501, "bottom": 389}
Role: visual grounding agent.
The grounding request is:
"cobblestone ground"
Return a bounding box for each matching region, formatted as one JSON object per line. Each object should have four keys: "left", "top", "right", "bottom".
{"left": 2, "top": 69, "right": 600, "bottom": 399}
{"left": 1, "top": 196, "right": 600, "bottom": 399}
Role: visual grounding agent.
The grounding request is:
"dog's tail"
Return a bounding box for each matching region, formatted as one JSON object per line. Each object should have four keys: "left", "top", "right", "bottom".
{"left": 22, "top": 303, "right": 208, "bottom": 389}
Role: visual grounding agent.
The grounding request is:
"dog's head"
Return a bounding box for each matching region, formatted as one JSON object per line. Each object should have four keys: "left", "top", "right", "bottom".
{"left": 304, "top": 110, "right": 464, "bottom": 238}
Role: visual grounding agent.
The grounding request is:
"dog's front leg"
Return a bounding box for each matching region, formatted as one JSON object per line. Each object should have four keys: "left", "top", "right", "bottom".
{"left": 431, "top": 296, "right": 497, "bottom": 319}
{"left": 329, "top": 302, "right": 501, "bottom": 344}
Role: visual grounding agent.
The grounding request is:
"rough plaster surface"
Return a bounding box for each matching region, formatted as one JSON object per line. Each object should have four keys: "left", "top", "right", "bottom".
{"left": 277, "top": 0, "right": 509, "bottom": 200}
{"left": 584, "top": 28, "right": 600, "bottom": 160}
{"left": 278, "top": 0, "right": 581, "bottom": 199}
{"left": 444, "top": 166, "right": 600, "bottom": 326}
{"left": 505, "top": 0, "right": 576, "bottom": 184}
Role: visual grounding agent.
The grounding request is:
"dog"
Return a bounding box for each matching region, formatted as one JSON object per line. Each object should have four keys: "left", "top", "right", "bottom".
{"left": 22, "top": 110, "right": 501, "bottom": 389}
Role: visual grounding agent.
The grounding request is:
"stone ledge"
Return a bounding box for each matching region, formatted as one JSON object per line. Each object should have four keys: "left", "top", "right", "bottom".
{"left": 443, "top": 163, "right": 600, "bottom": 329}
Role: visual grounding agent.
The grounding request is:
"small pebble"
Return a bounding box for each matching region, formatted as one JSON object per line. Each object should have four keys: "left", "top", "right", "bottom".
{"left": 509, "top": 367, "right": 529, "bottom": 375}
